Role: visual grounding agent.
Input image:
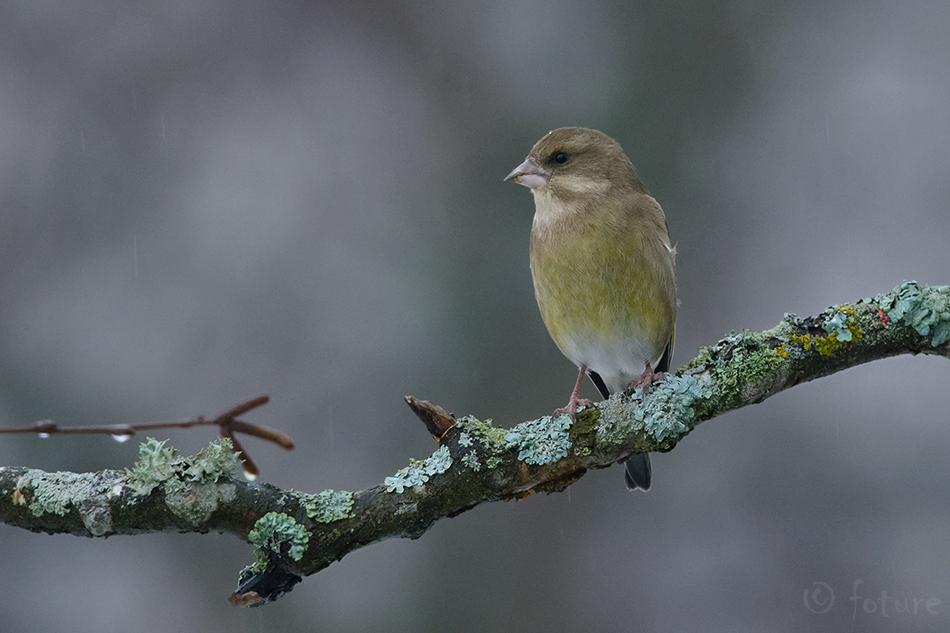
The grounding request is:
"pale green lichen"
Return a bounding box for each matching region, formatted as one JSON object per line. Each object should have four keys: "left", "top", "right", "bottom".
{"left": 454, "top": 416, "right": 507, "bottom": 444}
{"left": 164, "top": 477, "right": 236, "bottom": 526}
{"left": 124, "top": 437, "right": 238, "bottom": 496}
{"left": 384, "top": 462, "right": 429, "bottom": 493}
{"left": 21, "top": 471, "right": 92, "bottom": 516}
{"left": 461, "top": 450, "right": 481, "bottom": 471}
{"left": 680, "top": 344, "right": 717, "bottom": 372}
{"left": 248, "top": 512, "right": 309, "bottom": 561}
{"left": 813, "top": 305, "right": 863, "bottom": 355}
{"left": 19, "top": 470, "right": 84, "bottom": 516}
{"left": 189, "top": 440, "right": 242, "bottom": 483}
{"left": 636, "top": 375, "right": 712, "bottom": 442}
{"left": 783, "top": 313, "right": 804, "bottom": 327}
{"left": 450, "top": 417, "right": 508, "bottom": 470}
{"left": 775, "top": 306, "right": 863, "bottom": 357}
{"left": 596, "top": 396, "right": 640, "bottom": 446}
{"left": 879, "top": 281, "right": 950, "bottom": 346}
{"left": 121, "top": 438, "right": 238, "bottom": 525}
{"left": 594, "top": 374, "right": 711, "bottom": 449}
{"left": 302, "top": 489, "right": 355, "bottom": 523}
{"left": 240, "top": 557, "right": 269, "bottom": 579}
{"left": 823, "top": 306, "right": 856, "bottom": 341}
{"left": 13, "top": 470, "right": 124, "bottom": 536}
{"left": 384, "top": 446, "right": 453, "bottom": 493}
{"left": 504, "top": 415, "right": 572, "bottom": 465}
{"left": 714, "top": 331, "right": 783, "bottom": 408}
{"left": 124, "top": 438, "right": 181, "bottom": 495}
{"left": 423, "top": 446, "right": 452, "bottom": 475}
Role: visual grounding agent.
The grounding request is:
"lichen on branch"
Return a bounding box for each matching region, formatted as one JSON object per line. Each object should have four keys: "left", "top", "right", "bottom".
{"left": 1, "top": 281, "right": 947, "bottom": 607}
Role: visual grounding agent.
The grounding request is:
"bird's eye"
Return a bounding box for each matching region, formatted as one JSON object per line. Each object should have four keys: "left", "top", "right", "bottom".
{"left": 553, "top": 152, "right": 568, "bottom": 164}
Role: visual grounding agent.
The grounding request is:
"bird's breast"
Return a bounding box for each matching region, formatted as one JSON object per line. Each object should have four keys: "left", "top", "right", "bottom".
{"left": 529, "top": 215, "right": 675, "bottom": 385}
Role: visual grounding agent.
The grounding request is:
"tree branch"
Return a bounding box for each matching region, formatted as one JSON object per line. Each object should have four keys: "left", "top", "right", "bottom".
{"left": 1, "top": 281, "right": 947, "bottom": 606}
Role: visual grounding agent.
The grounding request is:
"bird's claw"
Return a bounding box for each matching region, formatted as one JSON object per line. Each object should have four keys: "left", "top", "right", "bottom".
{"left": 554, "top": 396, "right": 592, "bottom": 421}
{"left": 627, "top": 362, "right": 666, "bottom": 395}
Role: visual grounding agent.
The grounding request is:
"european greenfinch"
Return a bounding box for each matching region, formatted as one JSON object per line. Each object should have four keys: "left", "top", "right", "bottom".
{"left": 506, "top": 127, "right": 676, "bottom": 491}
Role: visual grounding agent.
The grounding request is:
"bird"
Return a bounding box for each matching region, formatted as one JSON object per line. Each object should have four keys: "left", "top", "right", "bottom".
{"left": 505, "top": 127, "right": 676, "bottom": 491}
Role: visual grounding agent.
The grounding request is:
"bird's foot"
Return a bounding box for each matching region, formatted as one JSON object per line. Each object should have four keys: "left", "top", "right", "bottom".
{"left": 554, "top": 365, "right": 591, "bottom": 421}
{"left": 627, "top": 361, "right": 666, "bottom": 395}
{"left": 554, "top": 396, "right": 592, "bottom": 421}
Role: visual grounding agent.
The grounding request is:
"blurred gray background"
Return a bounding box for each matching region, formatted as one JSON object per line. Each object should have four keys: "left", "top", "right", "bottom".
{"left": 2, "top": 1, "right": 949, "bottom": 631}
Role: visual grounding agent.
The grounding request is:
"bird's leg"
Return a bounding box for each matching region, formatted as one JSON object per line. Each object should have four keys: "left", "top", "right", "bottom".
{"left": 627, "top": 361, "right": 666, "bottom": 395}
{"left": 554, "top": 365, "right": 592, "bottom": 420}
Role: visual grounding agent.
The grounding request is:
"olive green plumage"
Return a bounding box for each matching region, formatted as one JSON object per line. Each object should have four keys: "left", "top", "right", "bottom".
{"left": 506, "top": 127, "right": 676, "bottom": 491}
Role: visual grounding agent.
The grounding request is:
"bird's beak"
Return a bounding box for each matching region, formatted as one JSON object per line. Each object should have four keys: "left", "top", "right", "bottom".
{"left": 505, "top": 158, "right": 547, "bottom": 190}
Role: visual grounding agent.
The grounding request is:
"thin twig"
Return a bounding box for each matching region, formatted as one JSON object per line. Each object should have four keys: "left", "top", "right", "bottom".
{"left": 0, "top": 395, "right": 292, "bottom": 476}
